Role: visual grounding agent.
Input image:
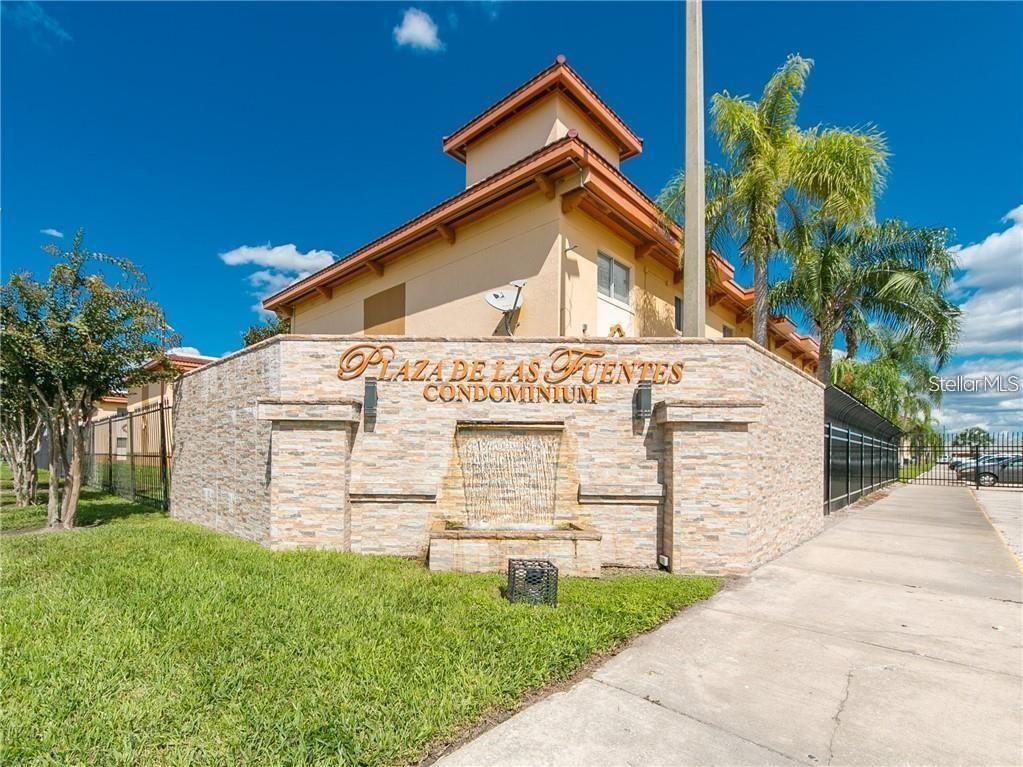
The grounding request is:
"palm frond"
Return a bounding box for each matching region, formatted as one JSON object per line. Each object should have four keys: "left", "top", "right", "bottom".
{"left": 758, "top": 54, "right": 813, "bottom": 136}
{"left": 791, "top": 126, "right": 889, "bottom": 225}
{"left": 710, "top": 93, "right": 766, "bottom": 162}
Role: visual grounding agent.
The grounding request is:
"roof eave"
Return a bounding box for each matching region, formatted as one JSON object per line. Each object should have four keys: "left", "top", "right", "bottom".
{"left": 441, "top": 61, "right": 643, "bottom": 165}
{"left": 262, "top": 137, "right": 680, "bottom": 312}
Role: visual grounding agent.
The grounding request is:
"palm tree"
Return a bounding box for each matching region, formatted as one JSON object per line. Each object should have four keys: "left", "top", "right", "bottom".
{"left": 661, "top": 55, "right": 889, "bottom": 346}
{"left": 831, "top": 328, "right": 944, "bottom": 425}
{"left": 772, "top": 219, "right": 960, "bottom": 384}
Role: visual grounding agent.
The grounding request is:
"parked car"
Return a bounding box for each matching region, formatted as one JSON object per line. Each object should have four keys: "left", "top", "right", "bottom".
{"left": 951, "top": 453, "right": 1016, "bottom": 472}
{"left": 958, "top": 456, "right": 1023, "bottom": 486}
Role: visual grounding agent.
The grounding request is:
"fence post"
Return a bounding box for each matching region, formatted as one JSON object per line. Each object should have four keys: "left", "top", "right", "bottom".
{"left": 824, "top": 424, "right": 832, "bottom": 516}
{"left": 158, "top": 404, "right": 169, "bottom": 510}
{"left": 127, "top": 410, "right": 136, "bottom": 500}
{"left": 844, "top": 431, "right": 850, "bottom": 505}
{"left": 107, "top": 419, "right": 113, "bottom": 491}
{"left": 973, "top": 444, "right": 980, "bottom": 489}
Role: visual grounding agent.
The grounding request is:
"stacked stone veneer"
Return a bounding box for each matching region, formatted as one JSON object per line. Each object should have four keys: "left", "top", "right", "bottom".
{"left": 170, "top": 335, "right": 824, "bottom": 575}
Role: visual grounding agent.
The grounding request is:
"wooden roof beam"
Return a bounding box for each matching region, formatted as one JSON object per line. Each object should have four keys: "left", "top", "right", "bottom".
{"left": 436, "top": 223, "right": 456, "bottom": 244}
{"left": 367, "top": 261, "right": 384, "bottom": 277}
{"left": 532, "top": 173, "right": 556, "bottom": 200}
{"left": 634, "top": 241, "right": 657, "bottom": 261}
{"left": 316, "top": 285, "right": 333, "bottom": 300}
{"left": 561, "top": 187, "right": 587, "bottom": 214}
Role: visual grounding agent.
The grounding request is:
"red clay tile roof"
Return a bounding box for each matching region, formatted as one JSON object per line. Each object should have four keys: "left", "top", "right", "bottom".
{"left": 144, "top": 354, "right": 217, "bottom": 372}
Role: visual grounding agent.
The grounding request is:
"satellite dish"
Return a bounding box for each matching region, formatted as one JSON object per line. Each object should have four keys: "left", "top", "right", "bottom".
{"left": 484, "top": 280, "right": 527, "bottom": 334}
{"left": 485, "top": 290, "right": 524, "bottom": 313}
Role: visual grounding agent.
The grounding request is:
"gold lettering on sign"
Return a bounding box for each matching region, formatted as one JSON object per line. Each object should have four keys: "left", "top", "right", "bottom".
{"left": 336, "top": 344, "right": 685, "bottom": 404}
{"left": 337, "top": 343, "right": 396, "bottom": 380}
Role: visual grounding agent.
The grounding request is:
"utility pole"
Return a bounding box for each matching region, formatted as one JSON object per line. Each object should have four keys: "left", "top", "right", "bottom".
{"left": 682, "top": 0, "right": 706, "bottom": 337}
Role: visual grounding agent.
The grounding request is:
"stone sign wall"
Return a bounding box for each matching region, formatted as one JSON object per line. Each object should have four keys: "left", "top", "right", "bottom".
{"left": 170, "top": 335, "right": 825, "bottom": 576}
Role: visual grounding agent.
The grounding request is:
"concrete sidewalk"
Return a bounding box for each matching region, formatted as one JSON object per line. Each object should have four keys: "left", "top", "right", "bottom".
{"left": 977, "top": 488, "right": 1022, "bottom": 564}
{"left": 438, "top": 485, "right": 1023, "bottom": 766}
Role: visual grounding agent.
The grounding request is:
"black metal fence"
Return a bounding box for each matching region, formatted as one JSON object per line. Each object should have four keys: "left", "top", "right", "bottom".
{"left": 824, "top": 386, "right": 901, "bottom": 514}
{"left": 83, "top": 403, "right": 171, "bottom": 508}
{"left": 899, "top": 432, "right": 1023, "bottom": 488}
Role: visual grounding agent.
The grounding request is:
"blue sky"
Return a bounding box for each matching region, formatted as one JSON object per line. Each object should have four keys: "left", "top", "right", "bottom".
{"left": 3, "top": 1, "right": 1021, "bottom": 430}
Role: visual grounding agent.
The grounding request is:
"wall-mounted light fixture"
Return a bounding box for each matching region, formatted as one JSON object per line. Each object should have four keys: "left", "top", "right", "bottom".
{"left": 633, "top": 381, "right": 652, "bottom": 419}
{"left": 364, "top": 377, "right": 378, "bottom": 420}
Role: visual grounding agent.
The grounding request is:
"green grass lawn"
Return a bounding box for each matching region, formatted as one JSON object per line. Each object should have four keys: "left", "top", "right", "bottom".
{"left": 1, "top": 461, "right": 165, "bottom": 532}
{"left": 899, "top": 460, "right": 934, "bottom": 481}
{"left": 2, "top": 493, "right": 718, "bottom": 766}
{"left": 0, "top": 465, "right": 52, "bottom": 531}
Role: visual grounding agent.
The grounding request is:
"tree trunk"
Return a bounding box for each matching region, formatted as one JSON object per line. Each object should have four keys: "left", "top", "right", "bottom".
{"left": 25, "top": 448, "right": 37, "bottom": 505}
{"left": 60, "top": 428, "right": 86, "bottom": 529}
{"left": 0, "top": 414, "right": 42, "bottom": 507}
{"left": 46, "top": 418, "right": 64, "bottom": 528}
{"left": 752, "top": 255, "right": 769, "bottom": 347}
{"left": 10, "top": 457, "right": 27, "bottom": 506}
{"left": 817, "top": 333, "right": 834, "bottom": 385}
{"left": 47, "top": 445, "right": 62, "bottom": 527}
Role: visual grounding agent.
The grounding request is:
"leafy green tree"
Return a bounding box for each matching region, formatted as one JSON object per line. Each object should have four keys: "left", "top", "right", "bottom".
{"left": 951, "top": 427, "right": 994, "bottom": 448}
{"left": 771, "top": 219, "right": 960, "bottom": 383}
{"left": 0, "top": 344, "right": 44, "bottom": 506}
{"left": 243, "top": 315, "right": 290, "bottom": 347}
{"left": 657, "top": 162, "right": 738, "bottom": 281}
{"left": 831, "top": 328, "right": 944, "bottom": 425}
{"left": 660, "top": 55, "right": 889, "bottom": 345}
{"left": 1, "top": 231, "right": 170, "bottom": 527}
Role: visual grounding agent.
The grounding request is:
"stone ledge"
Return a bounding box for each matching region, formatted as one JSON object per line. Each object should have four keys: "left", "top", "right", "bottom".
{"left": 256, "top": 399, "right": 361, "bottom": 422}
{"left": 457, "top": 420, "right": 564, "bottom": 431}
{"left": 655, "top": 398, "right": 764, "bottom": 425}
{"left": 349, "top": 490, "right": 437, "bottom": 504}
{"left": 430, "top": 521, "right": 601, "bottom": 541}
{"left": 578, "top": 484, "right": 664, "bottom": 505}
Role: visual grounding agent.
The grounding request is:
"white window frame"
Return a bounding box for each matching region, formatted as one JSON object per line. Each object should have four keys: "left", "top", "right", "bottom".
{"left": 596, "top": 252, "right": 632, "bottom": 312}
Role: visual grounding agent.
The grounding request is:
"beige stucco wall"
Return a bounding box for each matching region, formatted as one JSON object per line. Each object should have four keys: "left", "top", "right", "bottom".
{"left": 128, "top": 381, "right": 170, "bottom": 411}
{"left": 90, "top": 399, "right": 124, "bottom": 420}
{"left": 561, "top": 208, "right": 739, "bottom": 339}
{"left": 463, "top": 93, "right": 621, "bottom": 187}
{"left": 171, "top": 335, "right": 826, "bottom": 575}
{"left": 294, "top": 185, "right": 748, "bottom": 345}
{"left": 293, "top": 194, "right": 563, "bottom": 338}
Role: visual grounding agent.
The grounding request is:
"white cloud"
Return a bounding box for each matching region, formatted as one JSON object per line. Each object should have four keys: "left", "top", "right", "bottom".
{"left": 393, "top": 8, "right": 444, "bottom": 52}
{"left": 167, "top": 346, "right": 201, "bottom": 356}
{"left": 956, "top": 283, "right": 1023, "bottom": 355}
{"left": 3, "top": 2, "right": 71, "bottom": 47}
{"left": 931, "top": 356, "right": 1023, "bottom": 434}
{"left": 950, "top": 205, "right": 1023, "bottom": 356}
{"left": 219, "top": 242, "right": 334, "bottom": 272}
{"left": 246, "top": 269, "right": 309, "bottom": 295}
{"left": 220, "top": 242, "right": 335, "bottom": 318}
{"left": 40, "top": 228, "right": 64, "bottom": 238}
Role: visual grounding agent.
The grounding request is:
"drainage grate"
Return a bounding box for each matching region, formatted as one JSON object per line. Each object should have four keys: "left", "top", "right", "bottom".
{"left": 507, "top": 559, "right": 558, "bottom": 605}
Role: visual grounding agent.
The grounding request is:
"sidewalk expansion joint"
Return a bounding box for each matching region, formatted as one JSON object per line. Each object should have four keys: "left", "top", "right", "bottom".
{"left": 592, "top": 678, "right": 806, "bottom": 765}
